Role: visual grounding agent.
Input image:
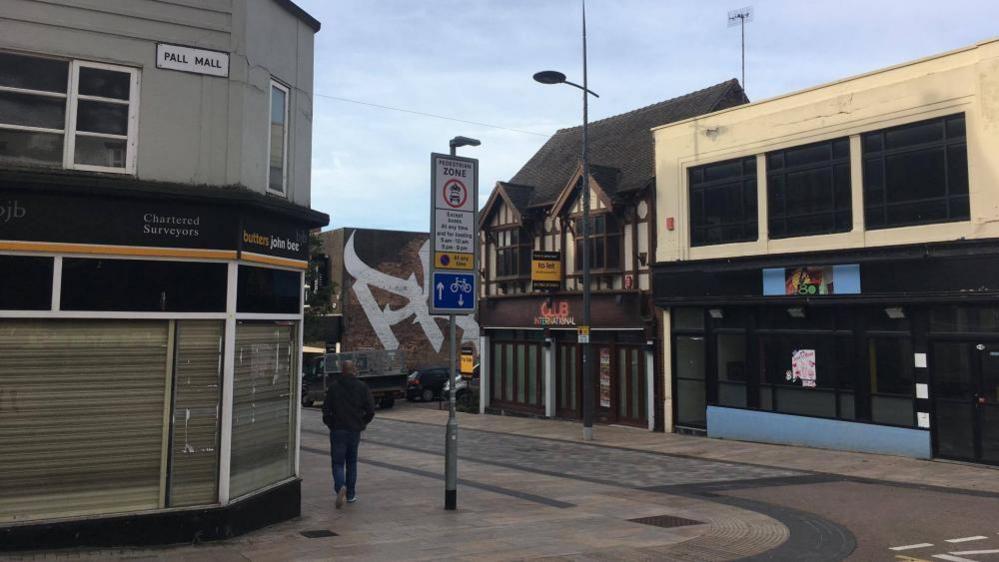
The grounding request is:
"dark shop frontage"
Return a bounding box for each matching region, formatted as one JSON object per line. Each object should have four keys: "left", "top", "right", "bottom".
{"left": 654, "top": 240, "right": 999, "bottom": 464}
{"left": 479, "top": 292, "right": 660, "bottom": 430}
{"left": 0, "top": 172, "right": 328, "bottom": 548}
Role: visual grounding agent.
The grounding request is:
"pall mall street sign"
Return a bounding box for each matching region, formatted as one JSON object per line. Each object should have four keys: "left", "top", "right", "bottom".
{"left": 429, "top": 153, "right": 478, "bottom": 315}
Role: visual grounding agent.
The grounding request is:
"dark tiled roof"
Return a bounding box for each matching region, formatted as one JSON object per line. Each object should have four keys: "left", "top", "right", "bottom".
{"left": 498, "top": 182, "right": 535, "bottom": 213}
{"left": 509, "top": 79, "right": 748, "bottom": 208}
{"left": 274, "top": 0, "right": 321, "bottom": 32}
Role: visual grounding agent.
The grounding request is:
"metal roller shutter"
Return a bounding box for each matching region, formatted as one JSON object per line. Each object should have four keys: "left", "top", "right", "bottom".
{"left": 230, "top": 322, "right": 296, "bottom": 499}
{"left": 168, "top": 321, "right": 223, "bottom": 508}
{"left": 0, "top": 320, "right": 169, "bottom": 524}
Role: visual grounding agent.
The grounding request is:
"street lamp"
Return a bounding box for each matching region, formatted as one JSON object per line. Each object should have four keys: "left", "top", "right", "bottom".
{"left": 444, "top": 135, "right": 480, "bottom": 511}
{"left": 449, "top": 136, "right": 481, "bottom": 155}
{"left": 533, "top": 0, "right": 599, "bottom": 442}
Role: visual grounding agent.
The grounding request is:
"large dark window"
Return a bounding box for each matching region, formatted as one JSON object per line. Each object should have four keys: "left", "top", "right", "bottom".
{"left": 689, "top": 156, "right": 758, "bottom": 246}
{"left": 61, "top": 258, "right": 226, "bottom": 312}
{"left": 863, "top": 114, "right": 969, "bottom": 229}
{"left": 494, "top": 228, "right": 531, "bottom": 279}
{"left": 0, "top": 255, "right": 53, "bottom": 310}
{"left": 237, "top": 265, "right": 301, "bottom": 314}
{"left": 573, "top": 214, "right": 620, "bottom": 270}
{"left": 767, "top": 138, "right": 851, "bottom": 238}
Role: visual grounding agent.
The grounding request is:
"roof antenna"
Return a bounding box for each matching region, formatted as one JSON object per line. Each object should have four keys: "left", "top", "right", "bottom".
{"left": 727, "top": 6, "right": 754, "bottom": 92}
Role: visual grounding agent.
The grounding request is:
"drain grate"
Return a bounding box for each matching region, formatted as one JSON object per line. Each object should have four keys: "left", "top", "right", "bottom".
{"left": 628, "top": 514, "right": 705, "bottom": 529}
{"left": 300, "top": 529, "right": 338, "bottom": 538}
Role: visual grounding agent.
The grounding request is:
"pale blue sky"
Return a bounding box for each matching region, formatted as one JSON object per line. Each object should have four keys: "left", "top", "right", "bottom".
{"left": 298, "top": 0, "right": 999, "bottom": 232}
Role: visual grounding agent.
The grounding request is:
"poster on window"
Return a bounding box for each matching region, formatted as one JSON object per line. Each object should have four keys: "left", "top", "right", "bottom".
{"left": 789, "top": 349, "right": 817, "bottom": 388}
{"left": 599, "top": 347, "right": 611, "bottom": 407}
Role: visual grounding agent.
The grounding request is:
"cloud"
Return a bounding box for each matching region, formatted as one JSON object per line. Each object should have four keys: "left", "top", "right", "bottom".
{"left": 297, "top": 0, "right": 999, "bottom": 231}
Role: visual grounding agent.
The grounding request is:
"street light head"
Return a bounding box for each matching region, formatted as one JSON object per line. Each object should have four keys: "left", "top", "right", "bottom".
{"left": 449, "top": 136, "right": 481, "bottom": 149}
{"left": 533, "top": 70, "right": 567, "bottom": 85}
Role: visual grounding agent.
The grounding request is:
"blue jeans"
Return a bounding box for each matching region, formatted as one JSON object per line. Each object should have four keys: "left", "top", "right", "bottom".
{"left": 330, "top": 429, "right": 360, "bottom": 498}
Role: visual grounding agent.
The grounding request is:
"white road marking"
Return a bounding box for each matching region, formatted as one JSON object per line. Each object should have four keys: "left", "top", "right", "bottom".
{"left": 891, "top": 543, "right": 936, "bottom": 551}
{"left": 951, "top": 550, "right": 999, "bottom": 556}
{"left": 932, "top": 554, "right": 979, "bottom": 562}
{"left": 946, "top": 536, "right": 989, "bottom": 543}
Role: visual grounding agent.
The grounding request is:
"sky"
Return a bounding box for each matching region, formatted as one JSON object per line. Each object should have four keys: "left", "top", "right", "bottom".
{"left": 298, "top": 0, "right": 999, "bottom": 233}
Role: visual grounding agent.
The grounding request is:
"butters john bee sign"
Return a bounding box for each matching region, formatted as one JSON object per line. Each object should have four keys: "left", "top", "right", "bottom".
{"left": 531, "top": 251, "right": 562, "bottom": 291}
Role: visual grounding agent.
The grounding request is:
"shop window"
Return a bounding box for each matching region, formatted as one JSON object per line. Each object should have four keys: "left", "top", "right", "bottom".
{"left": 716, "top": 334, "right": 748, "bottom": 408}
{"left": 237, "top": 265, "right": 301, "bottom": 314}
{"left": 0, "top": 255, "right": 52, "bottom": 310}
{"left": 688, "top": 156, "right": 758, "bottom": 246}
{"left": 759, "top": 335, "right": 838, "bottom": 418}
{"left": 494, "top": 227, "right": 531, "bottom": 279}
{"left": 863, "top": 114, "right": 969, "bottom": 229}
{"left": 574, "top": 214, "right": 621, "bottom": 270}
{"left": 61, "top": 258, "right": 227, "bottom": 312}
{"left": 490, "top": 340, "right": 542, "bottom": 409}
{"left": 767, "top": 137, "right": 851, "bottom": 238}
{"left": 267, "top": 80, "right": 289, "bottom": 195}
{"left": 229, "top": 321, "right": 296, "bottom": 499}
{"left": 0, "top": 52, "right": 138, "bottom": 173}
{"left": 869, "top": 337, "right": 915, "bottom": 426}
{"left": 930, "top": 305, "right": 999, "bottom": 334}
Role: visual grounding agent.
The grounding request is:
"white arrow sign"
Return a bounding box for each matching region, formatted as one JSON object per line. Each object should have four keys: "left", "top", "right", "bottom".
{"left": 436, "top": 282, "right": 444, "bottom": 301}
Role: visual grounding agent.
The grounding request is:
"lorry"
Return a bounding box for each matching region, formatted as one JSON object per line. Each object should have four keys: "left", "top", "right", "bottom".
{"left": 301, "top": 349, "right": 407, "bottom": 409}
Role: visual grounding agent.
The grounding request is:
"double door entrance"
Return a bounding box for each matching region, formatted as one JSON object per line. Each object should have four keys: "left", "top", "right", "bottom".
{"left": 932, "top": 341, "right": 999, "bottom": 464}
{"left": 555, "top": 343, "right": 647, "bottom": 427}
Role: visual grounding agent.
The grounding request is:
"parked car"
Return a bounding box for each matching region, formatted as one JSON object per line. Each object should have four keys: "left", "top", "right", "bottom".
{"left": 443, "top": 364, "right": 479, "bottom": 401}
{"left": 406, "top": 367, "right": 451, "bottom": 402}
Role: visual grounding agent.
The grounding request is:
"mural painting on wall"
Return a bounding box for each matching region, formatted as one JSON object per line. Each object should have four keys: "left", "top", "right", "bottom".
{"left": 343, "top": 232, "right": 479, "bottom": 361}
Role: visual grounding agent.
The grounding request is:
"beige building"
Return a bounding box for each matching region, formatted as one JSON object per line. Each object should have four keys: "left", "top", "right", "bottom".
{"left": 652, "top": 39, "right": 999, "bottom": 463}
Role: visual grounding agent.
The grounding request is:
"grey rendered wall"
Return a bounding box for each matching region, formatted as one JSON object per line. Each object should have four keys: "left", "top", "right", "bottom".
{"left": 0, "top": 0, "right": 315, "bottom": 207}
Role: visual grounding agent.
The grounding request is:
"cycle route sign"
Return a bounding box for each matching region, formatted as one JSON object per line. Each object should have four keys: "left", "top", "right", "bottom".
{"left": 429, "top": 153, "right": 478, "bottom": 315}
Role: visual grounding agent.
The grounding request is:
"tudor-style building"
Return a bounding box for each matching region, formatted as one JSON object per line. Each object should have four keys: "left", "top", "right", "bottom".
{"left": 476, "top": 80, "right": 748, "bottom": 429}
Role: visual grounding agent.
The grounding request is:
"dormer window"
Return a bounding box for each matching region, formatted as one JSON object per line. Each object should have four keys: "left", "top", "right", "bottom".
{"left": 574, "top": 213, "right": 620, "bottom": 270}
{"left": 494, "top": 227, "right": 531, "bottom": 279}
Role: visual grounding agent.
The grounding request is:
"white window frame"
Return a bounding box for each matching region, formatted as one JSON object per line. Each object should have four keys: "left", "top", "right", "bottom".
{"left": 66, "top": 60, "right": 140, "bottom": 174}
{"left": 0, "top": 52, "right": 139, "bottom": 175}
{"left": 266, "top": 80, "right": 290, "bottom": 197}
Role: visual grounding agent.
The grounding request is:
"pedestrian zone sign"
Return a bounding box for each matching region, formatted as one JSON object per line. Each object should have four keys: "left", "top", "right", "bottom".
{"left": 429, "top": 152, "right": 478, "bottom": 315}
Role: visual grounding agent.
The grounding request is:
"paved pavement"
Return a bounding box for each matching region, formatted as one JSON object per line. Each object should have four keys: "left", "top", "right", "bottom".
{"left": 6, "top": 401, "right": 999, "bottom": 561}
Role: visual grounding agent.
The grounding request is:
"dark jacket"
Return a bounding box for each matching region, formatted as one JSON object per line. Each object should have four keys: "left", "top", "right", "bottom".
{"left": 322, "top": 375, "right": 375, "bottom": 432}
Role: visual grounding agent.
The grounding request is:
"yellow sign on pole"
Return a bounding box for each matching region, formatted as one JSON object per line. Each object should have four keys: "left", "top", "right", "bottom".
{"left": 460, "top": 349, "right": 475, "bottom": 377}
{"left": 531, "top": 251, "right": 562, "bottom": 290}
{"left": 435, "top": 251, "right": 474, "bottom": 270}
{"left": 577, "top": 325, "right": 590, "bottom": 344}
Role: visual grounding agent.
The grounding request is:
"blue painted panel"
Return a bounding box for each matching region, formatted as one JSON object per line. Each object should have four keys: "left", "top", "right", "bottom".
{"left": 833, "top": 264, "right": 861, "bottom": 294}
{"left": 707, "top": 406, "right": 931, "bottom": 459}
{"left": 762, "top": 268, "right": 785, "bottom": 296}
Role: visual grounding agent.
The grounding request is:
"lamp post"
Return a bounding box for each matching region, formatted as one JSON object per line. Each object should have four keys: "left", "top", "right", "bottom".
{"left": 443, "top": 135, "right": 480, "bottom": 510}
{"left": 533, "top": 0, "right": 599, "bottom": 441}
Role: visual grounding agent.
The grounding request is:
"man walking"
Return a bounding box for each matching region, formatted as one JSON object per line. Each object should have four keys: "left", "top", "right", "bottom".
{"left": 322, "top": 359, "right": 375, "bottom": 509}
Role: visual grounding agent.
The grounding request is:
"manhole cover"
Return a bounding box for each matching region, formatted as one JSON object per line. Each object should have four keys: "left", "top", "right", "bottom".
{"left": 300, "top": 529, "right": 338, "bottom": 538}
{"left": 628, "top": 515, "right": 704, "bottom": 529}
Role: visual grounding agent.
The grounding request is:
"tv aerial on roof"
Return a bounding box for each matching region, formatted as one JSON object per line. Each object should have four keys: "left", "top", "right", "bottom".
{"left": 727, "top": 6, "right": 754, "bottom": 92}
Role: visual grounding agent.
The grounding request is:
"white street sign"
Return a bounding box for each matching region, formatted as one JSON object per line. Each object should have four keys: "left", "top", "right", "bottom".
{"left": 434, "top": 209, "right": 475, "bottom": 254}
{"left": 434, "top": 157, "right": 476, "bottom": 212}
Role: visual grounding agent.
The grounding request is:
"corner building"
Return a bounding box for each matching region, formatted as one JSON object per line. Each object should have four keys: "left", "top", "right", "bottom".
{"left": 477, "top": 80, "right": 748, "bottom": 429}
{"left": 653, "top": 39, "right": 999, "bottom": 464}
{"left": 0, "top": 0, "right": 328, "bottom": 548}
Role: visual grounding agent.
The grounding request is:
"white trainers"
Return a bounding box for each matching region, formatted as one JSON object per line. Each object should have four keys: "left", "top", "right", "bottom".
{"left": 347, "top": 495, "right": 358, "bottom": 504}
{"left": 335, "top": 487, "right": 346, "bottom": 509}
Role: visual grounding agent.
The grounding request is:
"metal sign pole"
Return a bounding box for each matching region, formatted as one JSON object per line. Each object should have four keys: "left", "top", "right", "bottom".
{"left": 445, "top": 312, "right": 458, "bottom": 510}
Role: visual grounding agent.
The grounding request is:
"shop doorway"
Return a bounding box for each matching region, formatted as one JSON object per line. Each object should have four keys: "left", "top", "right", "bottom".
{"left": 555, "top": 343, "right": 580, "bottom": 419}
{"left": 555, "top": 343, "right": 647, "bottom": 427}
{"left": 931, "top": 341, "right": 999, "bottom": 464}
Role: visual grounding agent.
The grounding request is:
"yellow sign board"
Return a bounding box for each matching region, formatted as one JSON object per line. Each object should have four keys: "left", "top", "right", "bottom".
{"left": 577, "top": 325, "right": 590, "bottom": 344}
{"left": 435, "top": 251, "right": 473, "bottom": 270}
{"left": 531, "top": 251, "right": 561, "bottom": 290}
{"left": 460, "top": 349, "right": 475, "bottom": 377}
